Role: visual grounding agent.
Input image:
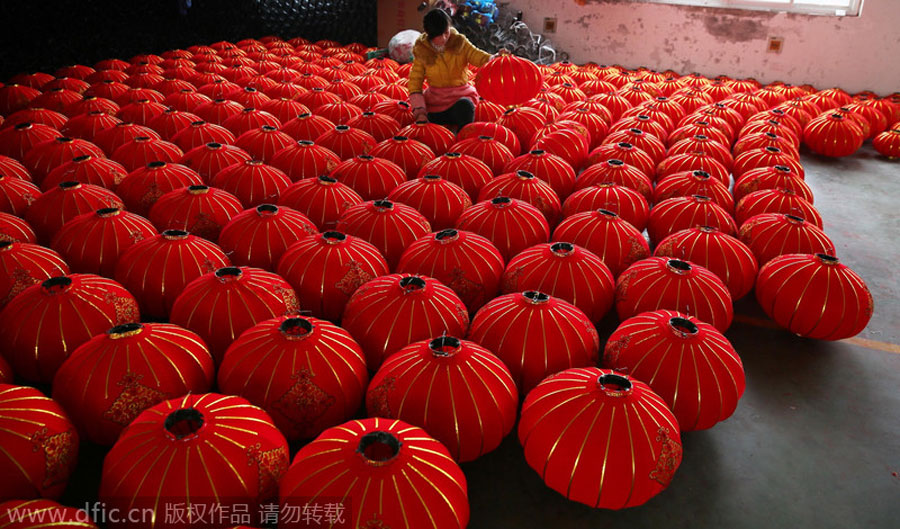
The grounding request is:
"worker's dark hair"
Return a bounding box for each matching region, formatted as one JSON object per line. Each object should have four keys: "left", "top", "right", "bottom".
{"left": 423, "top": 8, "right": 452, "bottom": 40}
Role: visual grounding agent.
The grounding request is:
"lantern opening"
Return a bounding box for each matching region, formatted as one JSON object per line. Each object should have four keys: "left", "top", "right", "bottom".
{"left": 392, "top": 136, "right": 408, "bottom": 141}
{"left": 399, "top": 276, "right": 426, "bottom": 293}
{"left": 530, "top": 149, "right": 546, "bottom": 156}
{"left": 73, "top": 154, "right": 92, "bottom": 162}
{"left": 666, "top": 259, "right": 692, "bottom": 274}
{"left": 550, "top": 242, "right": 575, "bottom": 256}
{"left": 322, "top": 231, "right": 347, "bottom": 244}
{"left": 162, "top": 229, "right": 189, "bottom": 239}
{"left": 0, "top": 241, "right": 12, "bottom": 250}
{"left": 372, "top": 199, "right": 394, "bottom": 211}
{"left": 357, "top": 431, "right": 402, "bottom": 464}
{"left": 692, "top": 170, "right": 710, "bottom": 179}
{"left": 774, "top": 165, "right": 791, "bottom": 173}
{"left": 41, "top": 276, "right": 73, "bottom": 293}
{"left": 215, "top": 267, "right": 243, "bottom": 279}
{"left": 699, "top": 226, "right": 718, "bottom": 233}
{"left": 429, "top": 336, "right": 461, "bottom": 357}
{"left": 490, "top": 196, "right": 512, "bottom": 206}
{"left": 107, "top": 322, "right": 144, "bottom": 339}
{"left": 523, "top": 291, "right": 550, "bottom": 304}
{"left": 60, "top": 181, "right": 82, "bottom": 189}
{"left": 816, "top": 254, "right": 840, "bottom": 265}
{"left": 784, "top": 214, "right": 805, "bottom": 224}
{"left": 616, "top": 142, "right": 634, "bottom": 149}
{"left": 206, "top": 142, "right": 222, "bottom": 149}
{"left": 148, "top": 161, "right": 167, "bottom": 168}
{"left": 164, "top": 408, "right": 205, "bottom": 440}
{"left": 317, "top": 175, "right": 337, "bottom": 183}
{"left": 597, "top": 208, "right": 619, "bottom": 217}
{"left": 692, "top": 195, "right": 711, "bottom": 202}
{"left": 97, "top": 207, "right": 121, "bottom": 217}
{"left": 435, "top": 229, "right": 459, "bottom": 242}
{"left": 607, "top": 159, "right": 624, "bottom": 167}
{"left": 669, "top": 317, "right": 699, "bottom": 337}
{"left": 188, "top": 185, "right": 210, "bottom": 194}
{"left": 358, "top": 155, "right": 374, "bottom": 161}
{"left": 280, "top": 317, "right": 313, "bottom": 339}
{"left": 598, "top": 373, "right": 632, "bottom": 396}
{"left": 256, "top": 204, "right": 278, "bottom": 215}
{"left": 423, "top": 174, "right": 441, "bottom": 181}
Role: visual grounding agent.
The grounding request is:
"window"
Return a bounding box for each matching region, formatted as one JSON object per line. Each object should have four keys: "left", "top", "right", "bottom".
{"left": 635, "top": 0, "right": 863, "bottom": 16}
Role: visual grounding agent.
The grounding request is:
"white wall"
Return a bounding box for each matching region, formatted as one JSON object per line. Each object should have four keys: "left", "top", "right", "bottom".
{"left": 509, "top": 0, "right": 900, "bottom": 95}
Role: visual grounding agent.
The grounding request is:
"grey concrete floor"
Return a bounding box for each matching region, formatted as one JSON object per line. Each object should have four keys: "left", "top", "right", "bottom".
{"left": 463, "top": 144, "right": 900, "bottom": 529}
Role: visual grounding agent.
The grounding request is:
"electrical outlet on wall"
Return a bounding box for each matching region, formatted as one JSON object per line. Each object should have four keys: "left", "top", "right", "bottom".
{"left": 767, "top": 37, "right": 784, "bottom": 54}
{"left": 543, "top": 17, "right": 557, "bottom": 33}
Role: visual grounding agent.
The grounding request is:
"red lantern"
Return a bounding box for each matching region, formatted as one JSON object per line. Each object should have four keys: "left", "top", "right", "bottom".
{"left": 170, "top": 266, "right": 299, "bottom": 364}
{"left": 0, "top": 156, "right": 32, "bottom": 182}
{"left": 656, "top": 152, "right": 731, "bottom": 186}
{"left": 733, "top": 131, "right": 800, "bottom": 159}
{"left": 0, "top": 241, "right": 69, "bottom": 309}
{"left": 458, "top": 121, "right": 521, "bottom": 155}
{"left": 557, "top": 108, "right": 610, "bottom": 149}
{"left": 0, "top": 212, "right": 36, "bottom": 243}
{"left": 608, "top": 114, "right": 670, "bottom": 144}
{"left": 342, "top": 274, "right": 468, "bottom": 370}
{"left": 328, "top": 154, "right": 405, "bottom": 201}
{"left": 234, "top": 125, "right": 296, "bottom": 163}
{"left": 93, "top": 122, "right": 160, "bottom": 156}
{"left": 259, "top": 97, "right": 310, "bottom": 124}
{"left": 218, "top": 204, "right": 317, "bottom": 270}
{"left": 211, "top": 160, "right": 292, "bottom": 208}
{"left": 738, "top": 213, "right": 835, "bottom": 265}
{"left": 164, "top": 89, "right": 212, "bottom": 113}
{"left": 518, "top": 368, "right": 681, "bottom": 508}
{"left": 0, "top": 85, "right": 42, "bottom": 116}
{"left": 52, "top": 322, "right": 214, "bottom": 445}
{"left": 0, "top": 499, "right": 97, "bottom": 527}
{"left": 802, "top": 112, "right": 865, "bottom": 157}
{"left": 478, "top": 170, "right": 561, "bottom": 227}
{"left": 296, "top": 87, "right": 342, "bottom": 112}
{"left": 148, "top": 185, "right": 242, "bottom": 242}
{"left": 396, "top": 229, "right": 504, "bottom": 314}
{"left": 221, "top": 107, "right": 282, "bottom": 137}
{"left": 315, "top": 125, "right": 377, "bottom": 160}
{"left": 279, "top": 417, "right": 469, "bottom": 529}
{"left": 58, "top": 111, "right": 121, "bottom": 143}
{"left": 603, "top": 127, "right": 667, "bottom": 165}
{"left": 502, "top": 242, "right": 614, "bottom": 323}
{"left": 735, "top": 188, "right": 822, "bottom": 228}
{"left": 733, "top": 164, "right": 813, "bottom": 204}
{"left": 647, "top": 195, "right": 737, "bottom": 245}
{"left": 388, "top": 174, "right": 472, "bottom": 230}
{"left": 874, "top": 127, "right": 900, "bottom": 158}
{"left": 116, "top": 99, "right": 168, "bottom": 127}
{"left": 575, "top": 158, "right": 653, "bottom": 200}
{"left": 468, "top": 291, "right": 599, "bottom": 393}
{"left": 25, "top": 182, "right": 123, "bottom": 243}
{"left": 100, "top": 394, "right": 289, "bottom": 529}
{"left": 756, "top": 253, "right": 873, "bottom": 340}
{"left": 0, "top": 175, "right": 40, "bottom": 217}
{"left": 562, "top": 182, "right": 649, "bottom": 231}
{"left": 116, "top": 161, "right": 203, "bottom": 216}
{"left": 475, "top": 97, "right": 505, "bottom": 121}
{"left": 474, "top": 52, "right": 542, "bottom": 107}
{"left": 668, "top": 118, "right": 732, "bottom": 148}
{"left": 277, "top": 174, "right": 363, "bottom": 232}
{"left": 417, "top": 151, "right": 493, "bottom": 200}
{"left": 615, "top": 257, "right": 733, "bottom": 332}
{"left": 50, "top": 207, "right": 156, "bottom": 277}
{"left": 115, "top": 229, "right": 230, "bottom": 319}
{"left": 146, "top": 109, "right": 201, "bottom": 141}
{"left": 667, "top": 134, "right": 733, "bottom": 172}
{"left": 218, "top": 315, "right": 367, "bottom": 440}
{"left": 0, "top": 274, "right": 139, "bottom": 383}
{"left": 732, "top": 146, "right": 805, "bottom": 182}
{"left": 396, "top": 121, "right": 455, "bottom": 155}
{"left": 179, "top": 141, "right": 252, "bottom": 182}
{"left": 22, "top": 136, "right": 106, "bottom": 186}
{"left": 603, "top": 311, "right": 744, "bottom": 431}
{"left": 496, "top": 107, "right": 547, "bottom": 150}
{"left": 336, "top": 199, "right": 431, "bottom": 270}
{"left": 586, "top": 142, "right": 657, "bottom": 181}
{"left": 170, "top": 120, "right": 236, "bottom": 152}
{"left": 367, "top": 135, "right": 434, "bottom": 180}
{"left": 504, "top": 149, "right": 576, "bottom": 199}
{"left": 654, "top": 226, "right": 758, "bottom": 300}
{"left": 455, "top": 196, "right": 550, "bottom": 262}
{"left": 345, "top": 111, "right": 401, "bottom": 142}
{"left": 110, "top": 135, "right": 184, "bottom": 172}
{"left": 42, "top": 154, "right": 127, "bottom": 191}
{"left": 269, "top": 140, "right": 340, "bottom": 181}
{"left": 654, "top": 169, "right": 733, "bottom": 212}
{"left": 367, "top": 336, "right": 517, "bottom": 462}
{"left": 739, "top": 119, "right": 800, "bottom": 148}
{"left": 0, "top": 386, "right": 79, "bottom": 502}
{"left": 552, "top": 209, "right": 649, "bottom": 278}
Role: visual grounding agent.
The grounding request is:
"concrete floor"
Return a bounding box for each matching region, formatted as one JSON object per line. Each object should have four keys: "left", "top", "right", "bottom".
{"left": 462, "top": 144, "right": 900, "bottom": 529}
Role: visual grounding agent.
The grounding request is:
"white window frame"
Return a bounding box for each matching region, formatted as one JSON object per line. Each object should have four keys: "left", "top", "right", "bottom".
{"left": 634, "top": 0, "right": 863, "bottom": 17}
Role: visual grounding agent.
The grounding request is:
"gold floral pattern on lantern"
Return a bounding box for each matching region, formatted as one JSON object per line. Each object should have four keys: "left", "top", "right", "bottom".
{"left": 334, "top": 260, "right": 374, "bottom": 296}
{"left": 103, "top": 372, "right": 167, "bottom": 426}
{"left": 650, "top": 427, "right": 682, "bottom": 487}
{"left": 271, "top": 369, "right": 336, "bottom": 435}
{"left": 366, "top": 376, "right": 396, "bottom": 418}
{"left": 30, "top": 427, "right": 76, "bottom": 489}
{"left": 246, "top": 443, "right": 289, "bottom": 500}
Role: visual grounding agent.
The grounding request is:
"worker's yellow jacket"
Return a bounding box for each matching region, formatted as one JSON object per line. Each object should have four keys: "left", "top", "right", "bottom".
{"left": 408, "top": 28, "right": 492, "bottom": 94}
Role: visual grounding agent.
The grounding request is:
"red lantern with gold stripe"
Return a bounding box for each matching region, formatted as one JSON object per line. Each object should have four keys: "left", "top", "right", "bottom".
{"left": 368, "top": 135, "right": 435, "bottom": 180}
{"left": 179, "top": 141, "right": 252, "bottom": 182}
{"left": 276, "top": 231, "right": 388, "bottom": 322}
{"left": 42, "top": 154, "right": 126, "bottom": 191}
{"left": 873, "top": 127, "right": 900, "bottom": 158}
{"left": 455, "top": 196, "right": 550, "bottom": 262}
{"left": 0, "top": 274, "right": 139, "bottom": 383}
{"left": 531, "top": 126, "right": 590, "bottom": 172}
{"left": 478, "top": 170, "right": 561, "bottom": 228}
{"left": 220, "top": 107, "right": 281, "bottom": 137}
{"left": 219, "top": 315, "right": 367, "bottom": 440}
{"left": 110, "top": 135, "right": 183, "bottom": 172}
{"left": 474, "top": 52, "right": 543, "bottom": 107}
{"left": 458, "top": 121, "right": 521, "bottom": 156}
{"left": 0, "top": 175, "right": 40, "bottom": 217}
{"left": 654, "top": 226, "right": 758, "bottom": 300}
{"left": 345, "top": 111, "right": 401, "bottom": 142}
{"left": 668, "top": 118, "right": 733, "bottom": 148}
{"left": 59, "top": 111, "right": 121, "bottom": 143}
{"left": 733, "top": 164, "right": 813, "bottom": 204}
{"left": 0, "top": 122, "right": 61, "bottom": 161}
{"left": 52, "top": 322, "right": 214, "bottom": 445}
{"left": 100, "top": 393, "right": 289, "bottom": 529}
{"left": 281, "top": 112, "right": 336, "bottom": 142}
{"left": 0, "top": 84, "right": 43, "bottom": 115}
{"left": 371, "top": 99, "right": 415, "bottom": 127}
{"left": 518, "top": 368, "right": 681, "bottom": 509}
{"left": 654, "top": 169, "right": 733, "bottom": 212}
{"left": 234, "top": 125, "right": 296, "bottom": 163}
{"left": 501, "top": 242, "right": 614, "bottom": 323}
{"left": 0, "top": 241, "right": 69, "bottom": 309}
{"left": 557, "top": 108, "right": 610, "bottom": 149}
{"left": 279, "top": 417, "right": 469, "bottom": 529}
{"left": 170, "top": 120, "right": 236, "bottom": 152}
{"left": 25, "top": 182, "right": 123, "bottom": 243}
{"left": 563, "top": 182, "right": 650, "bottom": 231}
{"left": 218, "top": 204, "right": 317, "bottom": 271}
{"left": 667, "top": 134, "right": 733, "bottom": 172}
{"left": 116, "top": 161, "right": 203, "bottom": 216}
{"left": 417, "top": 151, "right": 493, "bottom": 200}
{"left": 329, "top": 154, "right": 406, "bottom": 201}
{"left": 732, "top": 146, "right": 804, "bottom": 182}
{"left": 733, "top": 131, "right": 800, "bottom": 160}
{"left": 114, "top": 229, "right": 229, "bottom": 319}
{"left": 647, "top": 195, "right": 737, "bottom": 246}
{"left": 586, "top": 142, "right": 657, "bottom": 181}
{"left": 496, "top": 106, "right": 547, "bottom": 151}
{"left": 0, "top": 499, "right": 97, "bottom": 527}
{"left": 802, "top": 112, "right": 865, "bottom": 157}
{"left": 396, "top": 229, "right": 504, "bottom": 315}
{"left": 553, "top": 209, "right": 649, "bottom": 278}
{"left": 0, "top": 156, "right": 32, "bottom": 182}
{"left": 608, "top": 114, "right": 670, "bottom": 144}
{"left": 342, "top": 274, "right": 469, "bottom": 371}
{"left": 603, "top": 311, "right": 744, "bottom": 430}
{"left": 148, "top": 185, "right": 242, "bottom": 242}
{"left": 756, "top": 253, "right": 873, "bottom": 340}
{"left": 23, "top": 136, "right": 106, "bottom": 186}
{"left": 615, "top": 257, "right": 733, "bottom": 332}
{"left": 145, "top": 109, "right": 200, "bottom": 141}
{"left": 277, "top": 174, "right": 361, "bottom": 231}
{"left": 170, "top": 266, "right": 300, "bottom": 364}
{"left": 269, "top": 140, "right": 340, "bottom": 181}
{"left": 656, "top": 152, "right": 730, "bottom": 186}
{"left": 504, "top": 149, "right": 576, "bottom": 199}
{"left": 738, "top": 213, "right": 835, "bottom": 265}
{"left": 210, "top": 160, "right": 291, "bottom": 208}
{"left": 0, "top": 386, "right": 79, "bottom": 502}
{"left": 603, "top": 128, "right": 667, "bottom": 165}
{"left": 397, "top": 121, "right": 455, "bottom": 156}
{"left": 468, "top": 291, "right": 599, "bottom": 393}
{"left": 0, "top": 212, "right": 36, "bottom": 243}
{"left": 367, "top": 335, "right": 517, "bottom": 462}
{"left": 388, "top": 174, "right": 472, "bottom": 230}
{"left": 575, "top": 158, "right": 653, "bottom": 200}
{"left": 336, "top": 199, "right": 431, "bottom": 270}
{"left": 735, "top": 188, "right": 822, "bottom": 228}
{"left": 314, "top": 124, "right": 377, "bottom": 161}
{"left": 50, "top": 207, "right": 155, "bottom": 277}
